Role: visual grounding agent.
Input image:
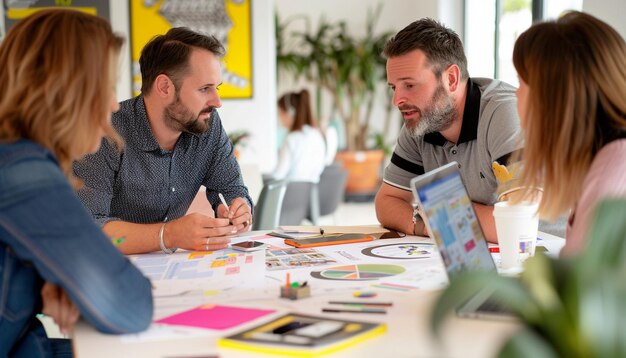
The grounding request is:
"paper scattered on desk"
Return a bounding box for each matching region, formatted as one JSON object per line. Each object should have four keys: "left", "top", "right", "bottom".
{"left": 120, "top": 324, "right": 207, "bottom": 343}
{"left": 129, "top": 249, "right": 262, "bottom": 281}
{"left": 265, "top": 245, "right": 337, "bottom": 271}
{"left": 373, "top": 266, "right": 447, "bottom": 291}
{"left": 156, "top": 304, "right": 275, "bottom": 330}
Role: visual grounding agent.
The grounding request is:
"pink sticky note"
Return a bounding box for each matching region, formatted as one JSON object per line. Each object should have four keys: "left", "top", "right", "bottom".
{"left": 225, "top": 266, "right": 240, "bottom": 275}
{"left": 156, "top": 304, "right": 274, "bottom": 330}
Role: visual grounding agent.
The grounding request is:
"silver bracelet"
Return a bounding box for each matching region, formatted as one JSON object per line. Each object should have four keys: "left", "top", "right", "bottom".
{"left": 412, "top": 204, "right": 422, "bottom": 236}
{"left": 159, "top": 223, "right": 176, "bottom": 254}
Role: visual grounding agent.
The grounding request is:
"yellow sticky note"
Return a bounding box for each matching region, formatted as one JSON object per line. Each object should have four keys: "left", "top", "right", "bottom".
{"left": 211, "top": 259, "right": 227, "bottom": 268}
{"left": 204, "top": 290, "right": 220, "bottom": 297}
{"left": 188, "top": 251, "right": 213, "bottom": 259}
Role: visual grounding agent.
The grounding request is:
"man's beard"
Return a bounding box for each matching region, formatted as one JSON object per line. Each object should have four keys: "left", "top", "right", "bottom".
{"left": 402, "top": 82, "right": 456, "bottom": 137}
{"left": 164, "top": 93, "right": 215, "bottom": 134}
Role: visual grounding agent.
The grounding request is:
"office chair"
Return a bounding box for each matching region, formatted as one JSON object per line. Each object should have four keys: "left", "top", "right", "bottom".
{"left": 252, "top": 180, "right": 288, "bottom": 230}
{"left": 279, "top": 181, "right": 315, "bottom": 226}
{"left": 307, "top": 164, "right": 348, "bottom": 224}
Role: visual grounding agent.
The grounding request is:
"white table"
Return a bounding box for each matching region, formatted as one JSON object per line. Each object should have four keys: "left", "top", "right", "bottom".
{"left": 72, "top": 232, "right": 564, "bottom": 358}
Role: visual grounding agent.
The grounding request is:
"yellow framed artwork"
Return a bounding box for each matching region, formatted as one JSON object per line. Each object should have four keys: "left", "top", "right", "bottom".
{"left": 130, "top": 0, "right": 252, "bottom": 99}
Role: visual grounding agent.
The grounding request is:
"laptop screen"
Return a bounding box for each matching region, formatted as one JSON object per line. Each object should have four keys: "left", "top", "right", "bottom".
{"left": 411, "top": 163, "right": 496, "bottom": 278}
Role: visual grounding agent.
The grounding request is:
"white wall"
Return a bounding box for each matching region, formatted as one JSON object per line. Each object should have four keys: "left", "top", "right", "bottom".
{"left": 439, "top": 0, "right": 464, "bottom": 36}
{"left": 222, "top": 0, "right": 277, "bottom": 171}
{"left": 583, "top": 0, "right": 626, "bottom": 40}
{"left": 275, "top": 0, "right": 438, "bottom": 33}
{"left": 110, "top": 2, "right": 132, "bottom": 102}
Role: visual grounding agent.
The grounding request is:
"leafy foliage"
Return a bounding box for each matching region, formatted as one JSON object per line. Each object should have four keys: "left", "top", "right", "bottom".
{"left": 431, "top": 199, "right": 626, "bottom": 357}
{"left": 276, "top": 5, "right": 394, "bottom": 151}
{"left": 228, "top": 130, "right": 250, "bottom": 148}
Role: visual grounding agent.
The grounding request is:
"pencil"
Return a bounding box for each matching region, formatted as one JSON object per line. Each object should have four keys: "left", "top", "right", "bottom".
{"left": 328, "top": 301, "right": 393, "bottom": 307}
{"left": 322, "top": 308, "right": 387, "bottom": 314}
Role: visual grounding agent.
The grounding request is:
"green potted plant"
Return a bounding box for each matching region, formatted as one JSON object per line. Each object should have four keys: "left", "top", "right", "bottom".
{"left": 431, "top": 199, "right": 626, "bottom": 357}
{"left": 228, "top": 130, "right": 250, "bottom": 160}
{"left": 276, "top": 5, "right": 395, "bottom": 194}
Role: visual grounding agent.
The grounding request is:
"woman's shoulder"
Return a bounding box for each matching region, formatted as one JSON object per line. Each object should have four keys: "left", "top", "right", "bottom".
{"left": 594, "top": 139, "right": 626, "bottom": 167}
{"left": 301, "top": 125, "right": 325, "bottom": 141}
{"left": 287, "top": 126, "right": 318, "bottom": 139}
{"left": 585, "top": 139, "right": 626, "bottom": 190}
{"left": 0, "top": 140, "right": 58, "bottom": 166}
{"left": 0, "top": 140, "right": 65, "bottom": 191}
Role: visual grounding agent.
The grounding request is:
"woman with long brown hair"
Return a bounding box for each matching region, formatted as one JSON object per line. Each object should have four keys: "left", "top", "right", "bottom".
{"left": 0, "top": 10, "right": 152, "bottom": 356}
{"left": 275, "top": 89, "right": 327, "bottom": 182}
{"left": 513, "top": 11, "right": 626, "bottom": 255}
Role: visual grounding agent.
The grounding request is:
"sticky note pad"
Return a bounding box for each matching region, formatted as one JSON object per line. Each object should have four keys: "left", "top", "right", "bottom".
{"left": 156, "top": 304, "right": 275, "bottom": 330}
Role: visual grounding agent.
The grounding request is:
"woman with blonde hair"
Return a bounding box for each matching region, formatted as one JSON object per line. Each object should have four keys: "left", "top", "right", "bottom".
{"left": 0, "top": 10, "right": 152, "bottom": 356}
{"left": 513, "top": 11, "right": 626, "bottom": 256}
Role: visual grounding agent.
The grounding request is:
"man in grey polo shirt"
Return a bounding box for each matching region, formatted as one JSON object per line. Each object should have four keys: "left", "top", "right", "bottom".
{"left": 375, "top": 18, "right": 522, "bottom": 242}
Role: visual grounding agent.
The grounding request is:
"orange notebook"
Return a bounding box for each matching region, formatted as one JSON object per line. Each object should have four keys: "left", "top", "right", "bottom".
{"left": 284, "top": 233, "right": 375, "bottom": 248}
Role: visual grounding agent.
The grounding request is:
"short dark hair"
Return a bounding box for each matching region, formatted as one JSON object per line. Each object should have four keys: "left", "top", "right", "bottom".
{"left": 139, "top": 27, "right": 225, "bottom": 94}
{"left": 384, "top": 18, "right": 469, "bottom": 79}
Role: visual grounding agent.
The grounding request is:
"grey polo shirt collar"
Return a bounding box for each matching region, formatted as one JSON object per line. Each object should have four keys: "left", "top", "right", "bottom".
{"left": 423, "top": 78, "right": 481, "bottom": 146}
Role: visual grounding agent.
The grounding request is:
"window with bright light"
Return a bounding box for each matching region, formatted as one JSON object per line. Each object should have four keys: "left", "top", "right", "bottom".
{"left": 465, "top": 0, "right": 583, "bottom": 87}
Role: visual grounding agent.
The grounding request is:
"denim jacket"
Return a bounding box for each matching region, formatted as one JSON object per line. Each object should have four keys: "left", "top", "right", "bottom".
{"left": 0, "top": 140, "right": 153, "bottom": 357}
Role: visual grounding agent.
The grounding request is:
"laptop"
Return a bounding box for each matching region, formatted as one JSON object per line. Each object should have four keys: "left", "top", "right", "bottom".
{"left": 410, "top": 161, "right": 513, "bottom": 320}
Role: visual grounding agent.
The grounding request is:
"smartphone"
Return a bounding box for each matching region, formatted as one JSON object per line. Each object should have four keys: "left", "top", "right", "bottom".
{"left": 231, "top": 241, "right": 266, "bottom": 252}
{"left": 292, "top": 321, "right": 345, "bottom": 338}
{"left": 271, "top": 321, "right": 311, "bottom": 334}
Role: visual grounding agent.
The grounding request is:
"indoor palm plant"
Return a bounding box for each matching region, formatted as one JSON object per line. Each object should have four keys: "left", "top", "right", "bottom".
{"left": 431, "top": 199, "right": 626, "bottom": 357}
{"left": 276, "top": 5, "right": 394, "bottom": 194}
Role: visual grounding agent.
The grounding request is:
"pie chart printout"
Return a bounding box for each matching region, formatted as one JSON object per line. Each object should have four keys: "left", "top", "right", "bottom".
{"left": 361, "top": 243, "right": 435, "bottom": 260}
{"left": 310, "top": 264, "right": 406, "bottom": 281}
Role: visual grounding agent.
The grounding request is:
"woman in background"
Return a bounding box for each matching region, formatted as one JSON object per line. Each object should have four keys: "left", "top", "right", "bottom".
{"left": 275, "top": 89, "right": 327, "bottom": 183}
{"left": 513, "top": 11, "right": 626, "bottom": 256}
{"left": 0, "top": 10, "right": 152, "bottom": 357}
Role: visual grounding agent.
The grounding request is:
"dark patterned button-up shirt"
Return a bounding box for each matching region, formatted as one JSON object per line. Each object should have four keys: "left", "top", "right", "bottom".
{"left": 73, "top": 96, "right": 252, "bottom": 227}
